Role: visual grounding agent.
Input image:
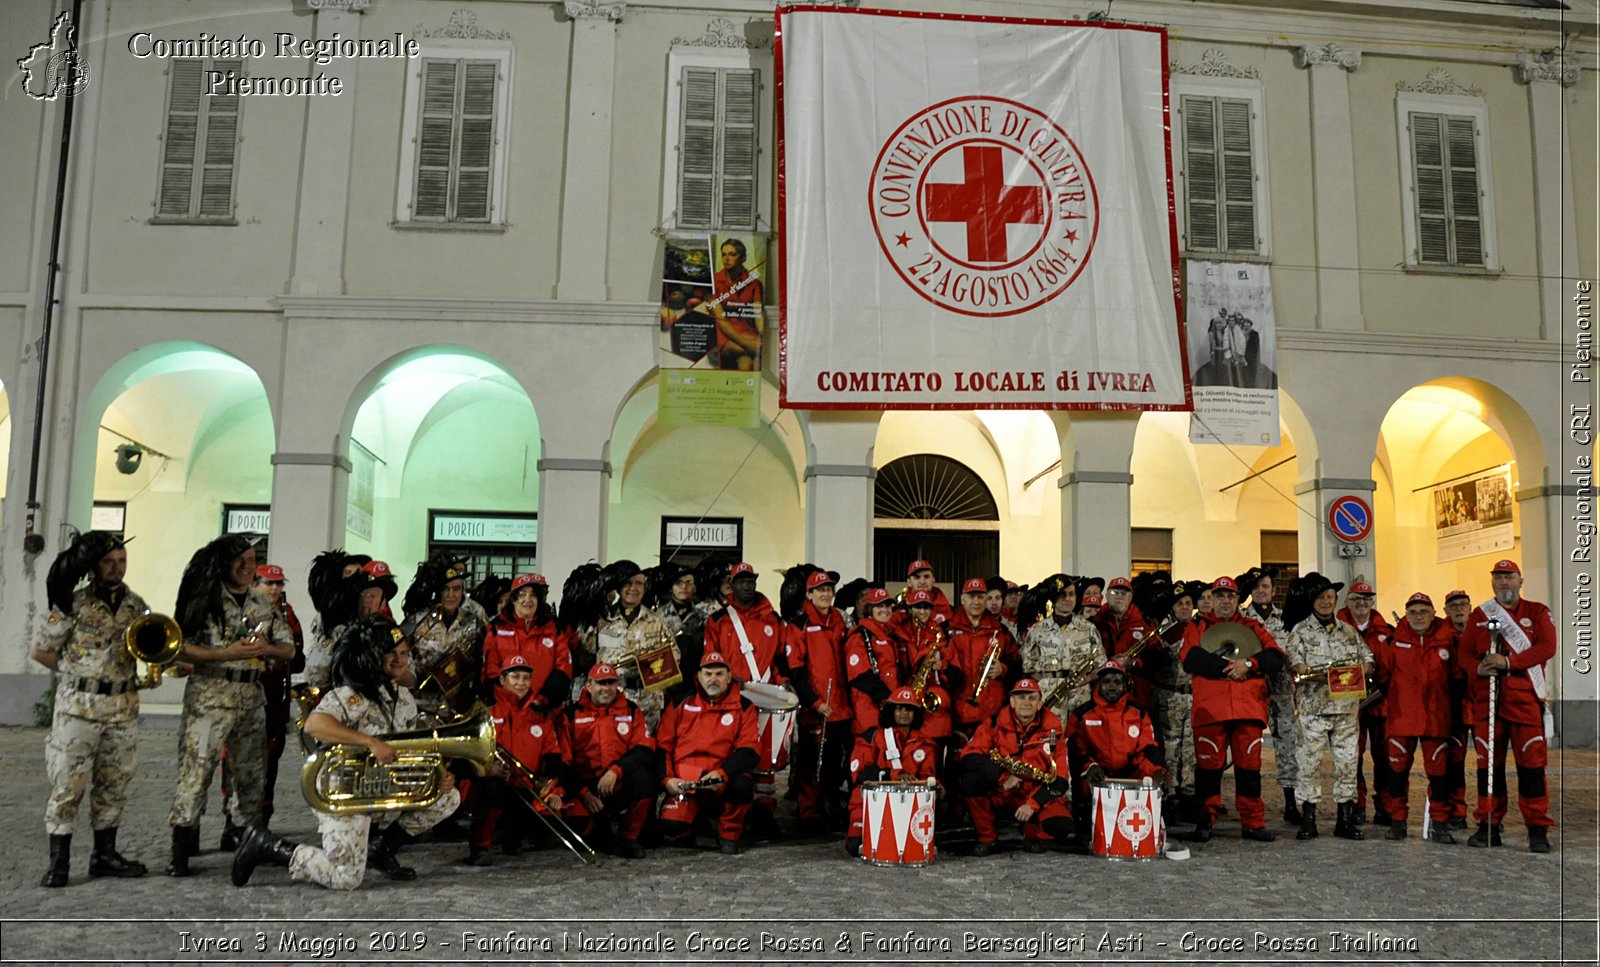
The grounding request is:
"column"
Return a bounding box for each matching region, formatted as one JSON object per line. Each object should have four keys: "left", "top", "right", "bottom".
{"left": 1050, "top": 413, "right": 1138, "bottom": 576}
{"left": 1514, "top": 51, "right": 1581, "bottom": 342}
{"left": 1294, "top": 43, "right": 1364, "bottom": 331}
{"left": 536, "top": 457, "right": 611, "bottom": 592}
{"left": 802, "top": 412, "right": 881, "bottom": 579}
{"left": 555, "top": 0, "right": 625, "bottom": 301}
{"left": 287, "top": 5, "right": 362, "bottom": 296}
{"left": 268, "top": 449, "right": 352, "bottom": 590}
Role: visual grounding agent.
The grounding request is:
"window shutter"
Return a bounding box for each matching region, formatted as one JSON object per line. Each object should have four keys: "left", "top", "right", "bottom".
{"left": 677, "top": 66, "right": 719, "bottom": 228}
{"left": 718, "top": 69, "right": 759, "bottom": 232}
{"left": 197, "top": 59, "right": 241, "bottom": 217}
{"left": 455, "top": 60, "right": 498, "bottom": 221}
{"left": 1409, "top": 112, "right": 1451, "bottom": 264}
{"left": 1218, "top": 97, "right": 1256, "bottom": 253}
{"left": 157, "top": 60, "right": 203, "bottom": 216}
{"left": 413, "top": 59, "right": 458, "bottom": 220}
{"left": 1181, "top": 95, "right": 1219, "bottom": 251}
{"left": 1445, "top": 116, "right": 1482, "bottom": 265}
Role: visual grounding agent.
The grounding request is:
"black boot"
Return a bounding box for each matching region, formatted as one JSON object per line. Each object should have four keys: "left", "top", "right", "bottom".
{"left": 1467, "top": 823, "right": 1503, "bottom": 848}
{"left": 41, "top": 834, "right": 71, "bottom": 888}
{"left": 219, "top": 817, "right": 242, "bottom": 852}
{"left": 231, "top": 825, "right": 297, "bottom": 887}
{"left": 1385, "top": 822, "right": 1408, "bottom": 841}
{"left": 1185, "top": 816, "right": 1213, "bottom": 843}
{"left": 1334, "top": 802, "right": 1364, "bottom": 840}
{"left": 1296, "top": 803, "right": 1319, "bottom": 840}
{"left": 166, "top": 825, "right": 199, "bottom": 877}
{"left": 89, "top": 828, "right": 147, "bottom": 878}
{"left": 1350, "top": 804, "right": 1368, "bottom": 827}
{"left": 1528, "top": 826, "right": 1551, "bottom": 854}
{"left": 367, "top": 823, "right": 417, "bottom": 880}
{"left": 1283, "top": 799, "right": 1302, "bottom": 825}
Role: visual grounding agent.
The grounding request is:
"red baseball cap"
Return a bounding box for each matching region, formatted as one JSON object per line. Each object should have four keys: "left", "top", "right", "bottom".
{"left": 1406, "top": 592, "right": 1433, "bottom": 607}
{"left": 506, "top": 655, "right": 529, "bottom": 668}
{"left": 730, "top": 562, "right": 758, "bottom": 579}
{"left": 255, "top": 564, "right": 286, "bottom": 583}
{"left": 1010, "top": 677, "right": 1042, "bottom": 694}
{"left": 1082, "top": 592, "right": 1104, "bottom": 607}
{"left": 361, "top": 560, "right": 392, "bottom": 579}
{"left": 907, "top": 589, "right": 934, "bottom": 606}
{"left": 806, "top": 570, "right": 839, "bottom": 591}
{"left": 1094, "top": 660, "right": 1128, "bottom": 678}
{"left": 862, "top": 588, "right": 892, "bottom": 606}
{"left": 589, "top": 663, "right": 620, "bottom": 682}
{"left": 961, "top": 578, "right": 987, "bottom": 594}
{"left": 1348, "top": 581, "right": 1376, "bottom": 597}
{"left": 1006, "top": 580, "right": 1019, "bottom": 590}
{"left": 1445, "top": 589, "right": 1470, "bottom": 603}
{"left": 906, "top": 559, "right": 934, "bottom": 577}
{"left": 1107, "top": 577, "right": 1133, "bottom": 591}
{"left": 1211, "top": 576, "right": 1239, "bottom": 593}
{"left": 887, "top": 686, "right": 920, "bottom": 706}
{"left": 1491, "top": 559, "right": 1521, "bottom": 574}
{"left": 700, "top": 651, "right": 729, "bottom": 668}
{"left": 510, "top": 573, "right": 547, "bottom": 592}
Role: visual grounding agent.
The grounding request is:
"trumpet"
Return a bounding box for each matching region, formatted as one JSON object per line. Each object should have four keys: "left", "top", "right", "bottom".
{"left": 969, "top": 630, "right": 1003, "bottom": 704}
{"left": 493, "top": 748, "right": 597, "bottom": 866}
{"left": 1037, "top": 649, "right": 1103, "bottom": 710}
{"left": 908, "top": 627, "right": 945, "bottom": 712}
{"left": 1122, "top": 615, "right": 1180, "bottom": 663}
{"left": 125, "top": 611, "right": 183, "bottom": 689}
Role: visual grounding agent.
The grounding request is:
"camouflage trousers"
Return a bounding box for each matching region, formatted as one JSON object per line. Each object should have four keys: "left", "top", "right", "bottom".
{"left": 1266, "top": 677, "right": 1298, "bottom": 790}
{"left": 1295, "top": 710, "right": 1360, "bottom": 805}
{"left": 289, "top": 789, "right": 460, "bottom": 891}
{"left": 1155, "top": 688, "right": 1195, "bottom": 796}
{"left": 168, "top": 678, "right": 266, "bottom": 828}
{"left": 44, "top": 705, "right": 137, "bottom": 835}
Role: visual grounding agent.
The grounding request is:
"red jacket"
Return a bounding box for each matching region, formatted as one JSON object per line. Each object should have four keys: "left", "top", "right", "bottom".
{"left": 704, "top": 595, "right": 787, "bottom": 686}
{"left": 843, "top": 619, "right": 901, "bottom": 734}
{"left": 655, "top": 682, "right": 760, "bottom": 786}
{"left": 890, "top": 586, "right": 955, "bottom": 631}
{"left": 565, "top": 690, "right": 655, "bottom": 790}
{"left": 961, "top": 707, "right": 1070, "bottom": 808}
{"left": 859, "top": 724, "right": 939, "bottom": 782}
{"left": 783, "top": 602, "right": 851, "bottom": 724}
{"left": 897, "top": 620, "right": 953, "bottom": 739}
{"left": 1377, "top": 617, "right": 1460, "bottom": 738}
{"left": 1456, "top": 597, "right": 1557, "bottom": 727}
{"left": 946, "top": 610, "right": 1019, "bottom": 729}
{"left": 1337, "top": 607, "right": 1393, "bottom": 718}
{"left": 1091, "top": 602, "right": 1153, "bottom": 709}
{"left": 481, "top": 611, "right": 574, "bottom": 709}
{"left": 1179, "top": 612, "right": 1284, "bottom": 727}
{"left": 489, "top": 684, "right": 567, "bottom": 789}
{"left": 1068, "top": 692, "right": 1165, "bottom": 780}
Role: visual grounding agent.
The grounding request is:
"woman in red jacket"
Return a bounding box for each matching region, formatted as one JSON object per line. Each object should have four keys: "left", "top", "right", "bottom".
{"left": 466, "top": 659, "right": 569, "bottom": 865}
{"left": 845, "top": 687, "right": 940, "bottom": 858}
{"left": 480, "top": 573, "right": 573, "bottom": 712}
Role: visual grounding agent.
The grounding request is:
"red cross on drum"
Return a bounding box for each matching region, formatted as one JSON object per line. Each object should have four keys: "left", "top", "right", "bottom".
{"left": 869, "top": 95, "right": 1100, "bottom": 318}
{"left": 1091, "top": 778, "right": 1165, "bottom": 861}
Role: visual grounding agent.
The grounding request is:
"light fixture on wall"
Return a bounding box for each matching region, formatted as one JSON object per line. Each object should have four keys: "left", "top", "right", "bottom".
{"left": 104, "top": 427, "right": 172, "bottom": 475}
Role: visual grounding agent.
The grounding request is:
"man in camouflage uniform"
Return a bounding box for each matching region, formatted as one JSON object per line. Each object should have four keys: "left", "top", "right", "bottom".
{"left": 232, "top": 618, "right": 460, "bottom": 889}
{"left": 1239, "top": 567, "right": 1299, "bottom": 824}
{"left": 401, "top": 556, "right": 486, "bottom": 720}
{"left": 32, "top": 532, "right": 151, "bottom": 887}
{"left": 167, "top": 536, "right": 296, "bottom": 876}
{"left": 1284, "top": 573, "right": 1371, "bottom": 839}
{"left": 584, "top": 563, "right": 675, "bottom": 728}
{"left": 1022, "top": 576, "right": 1103, "bottom": 716}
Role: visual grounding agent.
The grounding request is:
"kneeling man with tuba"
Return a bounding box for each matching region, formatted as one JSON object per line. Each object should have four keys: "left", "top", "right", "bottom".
{"left": 232, "top": 617, "right": 463, "bottom": 889}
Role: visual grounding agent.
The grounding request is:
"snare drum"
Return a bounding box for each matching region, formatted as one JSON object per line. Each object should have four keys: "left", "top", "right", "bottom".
{"left": 1091, "top": 778, "right": 1164, "bottom": 861}
{"left": 741, "top": 681, "right": 799, "bottom": 771}
{"left": 861, "top": 781, "right": 937, "bottom": 867}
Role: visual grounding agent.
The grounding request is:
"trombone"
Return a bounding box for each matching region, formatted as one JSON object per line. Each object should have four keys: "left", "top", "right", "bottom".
{"left": 492, "top": 748, "right": 598, "bottom": 866}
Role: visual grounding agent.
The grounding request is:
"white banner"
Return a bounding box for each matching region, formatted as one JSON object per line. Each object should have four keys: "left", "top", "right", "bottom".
{"left": 778, "top": 8, "right": 1187, "bottom": 410}
{"left": 1185, "top": 261, "right": 1280, "bottom": 445}
{"left": 1433, "top": 466, "right": 1515, "bottom": 563}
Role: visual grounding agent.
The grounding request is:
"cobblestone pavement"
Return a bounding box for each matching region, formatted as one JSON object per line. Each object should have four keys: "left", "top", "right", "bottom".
{"left": 0, "top": 722, "right": 1594, "bottom": 966}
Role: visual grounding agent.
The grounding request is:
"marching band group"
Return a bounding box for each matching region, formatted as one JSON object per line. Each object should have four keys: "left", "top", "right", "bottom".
{"left": 33, "top": 530, "right": 1559, "bottom": 890}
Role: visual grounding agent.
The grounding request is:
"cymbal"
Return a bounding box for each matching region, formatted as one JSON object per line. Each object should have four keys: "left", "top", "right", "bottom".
{"left": 1200, "top": 622, "right": 1262, "bottom": 661}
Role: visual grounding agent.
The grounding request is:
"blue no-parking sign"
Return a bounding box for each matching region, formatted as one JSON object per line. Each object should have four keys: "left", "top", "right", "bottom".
{"left": 1327, "top": 495, "right": 1373, "bottom": 543}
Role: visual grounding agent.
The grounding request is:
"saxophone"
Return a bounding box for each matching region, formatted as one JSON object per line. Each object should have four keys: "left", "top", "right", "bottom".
{"left": 987, "top": 747, "right": 1058, "bottom": 783}
{"left": 908, "top": 626, "right": 945, "bottom": 712}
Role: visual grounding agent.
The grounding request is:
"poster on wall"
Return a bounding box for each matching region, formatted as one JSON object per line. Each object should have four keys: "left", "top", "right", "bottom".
{"left": 658, "top": 232, "right": 763, "bottom": 427}
{"left": 778, "top": 8, "right": 1187, "bottom": 410}
{"left": 1185, "top": 260, "right": 1280, "bottom": 446}
{"left": 1433, "top": 466, "right": 1515, "bottom": 563}
{"left": 346, "top": 439, "right": 376, "bottom": 541}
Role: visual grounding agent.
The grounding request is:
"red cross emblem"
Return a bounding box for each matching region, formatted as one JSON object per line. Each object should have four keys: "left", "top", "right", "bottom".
{"left": 869, "top": 95, "right": 1098, "bottom": 318}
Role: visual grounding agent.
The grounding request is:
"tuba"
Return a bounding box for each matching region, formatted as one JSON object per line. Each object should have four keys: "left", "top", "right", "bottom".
{"left": 301, "top": 705, "right": 496, "bottom": 815}
{"left": 125, "top": 611, "right": 183, "bottom": 689}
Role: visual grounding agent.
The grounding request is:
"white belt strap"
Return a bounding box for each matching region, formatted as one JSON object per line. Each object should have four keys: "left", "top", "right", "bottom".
{"left": 1480, "top": 599, "right": 1547, "bottom": 701}
{"left": 883, "top": 728, "right": 904, "bottom": 771}
{"left": 730, "top": 608, "right": 769, "bottom": 684}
